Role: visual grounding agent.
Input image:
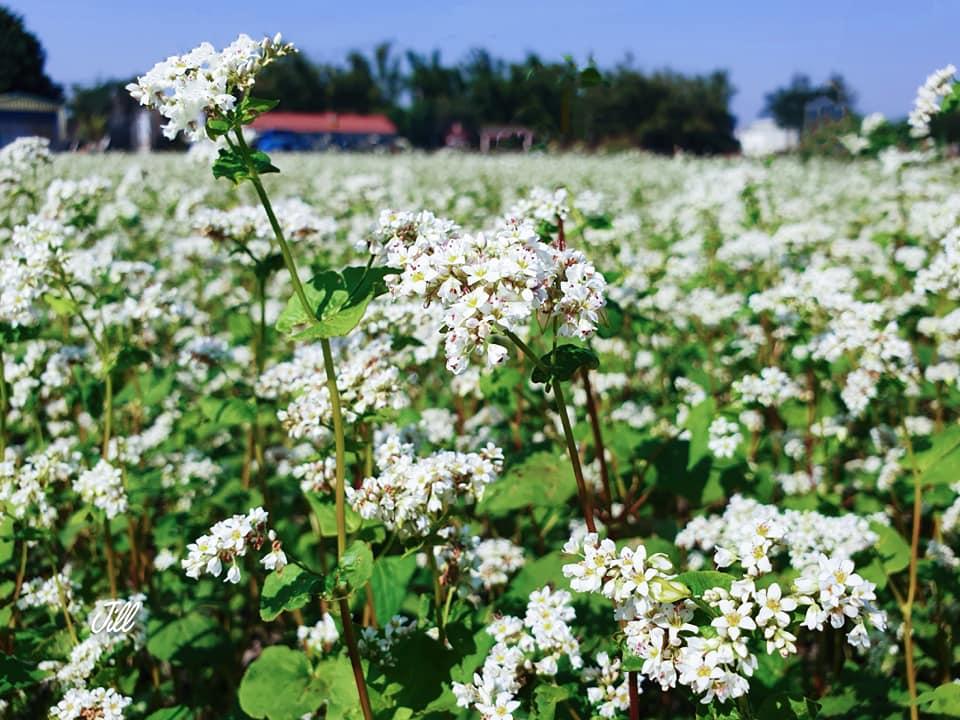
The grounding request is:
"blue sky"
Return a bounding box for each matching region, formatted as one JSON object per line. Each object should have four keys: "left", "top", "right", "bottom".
{"left": 11, "top": 0, "right": 959, "bottom": 126}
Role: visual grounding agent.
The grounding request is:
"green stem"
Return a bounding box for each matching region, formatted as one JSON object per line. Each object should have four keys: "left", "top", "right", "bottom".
{"left": 552, "top": 377, "right": 597, "bottom": 533}
{"left": 581, "top": 368, "right": 612, "bottom": 508}
{"left": 46, "top": 544, "right": 78, "bottom": 645}
{"left": 902, "top": 428, "right": 923, "bottom": 720}
{"left": 8, "top": 537, "right": 27, "bottom": 628}
{"left": 0, "top": 344, "right": 7, "bottom": 458}
{"left": 102, "top": 371, "right": 113, "bottom": 458}
{"left": 441, "top": 582, "right": 457, "bottom": 630}
{"left": 232, "top": 126, "right": 372, "bottom": 720}
{"left": 502, "top": 329, "right": 596, "bottom": 533}
{"left": 103, "top": 514, "right": 118, "bottom": 598}
{"left": 320, "top": 339, "right": 349, "bottom": 557}
{"left": 427, "top": 548, "right": 447, "bottom": 645}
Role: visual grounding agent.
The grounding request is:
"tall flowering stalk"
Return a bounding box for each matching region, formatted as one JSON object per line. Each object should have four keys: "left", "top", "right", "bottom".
{"left": 129, "top": 34, "right": 376, "bottom": 719}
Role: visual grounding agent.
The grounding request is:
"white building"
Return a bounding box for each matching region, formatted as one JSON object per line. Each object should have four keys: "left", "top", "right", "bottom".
{"left": 736, "top": 118, "right": 799, "bottom": 157}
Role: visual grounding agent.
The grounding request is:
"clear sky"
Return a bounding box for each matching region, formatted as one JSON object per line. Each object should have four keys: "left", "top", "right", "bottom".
{"left": 10, "top": 0, "right": 959, "bottom": 126}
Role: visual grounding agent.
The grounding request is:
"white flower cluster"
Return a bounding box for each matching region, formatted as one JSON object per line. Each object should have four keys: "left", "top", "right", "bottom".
{"left": 908, "top": 64, "right": 957, "bottom": 137}
{"left": 809, "top": 308, "right": 915, "bottom": 418}
{"left": 507, "top": 186, "right": 571, "bottom": 224}
{"left": 370, "top": 209, "right": 606, "bottom": 374}
{"left": 432, "top": 527, "right": 525, "bottom": 595}
{"left": 564, "top": 530, "right": 884, "bottom": 705}
{"left": 74, "top": 460, "right": 128, "bottom": 519}
{"left": 733, "top": 366, "right": 802, "bottom": 407}
{"left": 452, "top": 588, "right": 582, "bottom": 720}
{"left": 196, "top": 200, "right": 334, "bottom": 262}
{"left": 127, "top": 33, "right": 295, "bottom": 141}
{"left": 707, "top": 417, "right": 743, "bottom": 460}
{"left": 676, "top": 494, "right": 880, "bottom": 572}
{"left": 0, "top": 442, "right": 78, "bottom": 528}
{"left": 49, "top": 687, "right": 131, "bottom": 720}
{"left": 181, "top": 507, "right": 285, "bottom": 583}
{"left": 0, "top": 136, "right": 51, "bottom": 190}
{"left": 298, "top": 614, "right": 340, "bottom": 655}
{"left": 41, "top": 594, "right": 148, "bottom": 687}
{"left": 358, "top": 615, "right": 417, "bottom": 665}
{"left": 0, "top": 216, "right": 69, "bottom": 327}
{"left": 17, "top": 566, "right": 78, "bottom": 613}
{"left": 261, "top": 335, "right": 408, "bottom": 444}
{"left": 582, "top": 651, "right": 630, "bottom": 719}
{"left": 794, "top": 555, "right": 887, "bottom": 649}
{"left": 348, "top": 435, "right": 503, "bottom": 538}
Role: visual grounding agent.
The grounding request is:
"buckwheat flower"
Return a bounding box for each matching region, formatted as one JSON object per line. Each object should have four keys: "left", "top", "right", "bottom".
{"left": 262, "top": 335, "right": 408, "bottom": 444}
{"left": 74, "top": 460, "right": 127, "bottom": 519}
{"left": 260, "top": 529, "right": 288, "bottom": 572}
{"left": 49, "top": 686, "right": 132, "bottom": 720}
{"left": 153, "top": 548, "right": 178, "bottom": 572}
{"left": 754, "top": 583, "right": 797, "bottom": 627}
{"left": 582, "top": 651, "right": 631, "bottom": 719}
{"left": 707, "top": 417, "right": 742, "bottom": 459}
{"left": 348, "top": 436, "right": 503, "bottom": 538}
{"left": 908, "top": 64, "right": 957, "bottom": 137}
{"left": 298, "top": 614, "right": 340, "bottom": 654}
{"left": 455, "top": 587, "right": 581, "bottom": 718}
{"left": 127, "top": 34, "right": 295, "bottom": 141}
{"left": 18, "top": 566, "right": 79, "bottom": 613}
{"left": 476, "top": 692, "right": 521, "bottom": 720}
{"left": 182, "top": 506, "right": 279, "bottom": 584}
{"left": 712, "top": 600, "right": 757, "bottom": 640}
{"left": 0, "top": 136, "right": 51, "bottom": 192}
{"left": 358, "top": 615, "right": 417, "bottom": 665}
{"left": 370, "top": 210, "right": 605, "bottom": 374}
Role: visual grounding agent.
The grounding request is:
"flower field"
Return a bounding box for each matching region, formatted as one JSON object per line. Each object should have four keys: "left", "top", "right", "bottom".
{"left": 3, "top": 36, "right": 960, "bottom": 720}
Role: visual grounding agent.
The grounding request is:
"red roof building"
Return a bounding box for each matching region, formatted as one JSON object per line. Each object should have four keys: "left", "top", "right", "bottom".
{"left": 250, "top": 112, "right": 397, "bottom": 135}
{"left": 250, "top": 111, "right": 398, "bottom": 151}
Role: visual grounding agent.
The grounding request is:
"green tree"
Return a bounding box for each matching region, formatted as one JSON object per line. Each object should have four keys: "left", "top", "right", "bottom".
{"left": 0, "top": 6, "right": 62, "bottom": 100}
{"left": 69, "top": 80, "right": 126, "bottom": 144}
{"left": 763, "top": 72, "right": 856, "bottom": 130}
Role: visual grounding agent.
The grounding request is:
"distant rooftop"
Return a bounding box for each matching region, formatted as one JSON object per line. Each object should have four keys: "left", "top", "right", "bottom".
{"left": 250, "top": 111, "right": 397, "bottom": 135}
{"left": 0, "top": 93, "right": 63, "bottom": 113}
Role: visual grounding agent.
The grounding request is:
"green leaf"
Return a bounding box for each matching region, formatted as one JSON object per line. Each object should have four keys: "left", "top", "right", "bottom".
{"left": 870, "top": 521, "right": 910, "bottom": 575}
{"left": 917, "top": 683, "right": 960, "bottom": 717}
{"left": 249, "top": 149, "right": 280, "bottom": 175}
{"left": 533, "top": 684, "right": 572, "bottom": 720}
{"left": 530, "top": 344, "right": 600, "bottom": 384}
{"left": 479, "top": 453, "right": 576, "bottom": 515}
{"left": 211, "top": 147, "right": 247, "bottom": 184}
{"left": 756, "top": 694, "right": 821, "bottom": 719}
{"left": 339, "top": 540, "right": 374, "bottom": 593}
{"left": 0, "top": 515, "right": 13, "bottom": 565}
{"left": 0, "top": 654, "right": 43, "bottom": 693}
{"left": 238, "top": 646, "right": 326, "bottom": 720}
{"left": 199, "top": 397, "right": 256, "bottom": 426}
{"left": 260, "top": 564, "right": 323, "bottom": 621}
{"left": 685, "top": 397, "right": 716, "bottom": 470}
{"left": 147, "top": 612, "right": 226, "bottom": 666}
{"left": 305, "top": 493, "right": 362, "bottom": 536}
{"left": 204, "top": 117, "right": 231, "bottom": 139}
{"left": 240, "top": 96, "right": 280, "bottom": 124}
{"left": 674, "top": 570, "right": 735, "bottom": 598}
{"left": 44, "top": 293, "right": 78, "bottom": 317}
{"left": 908, "top": 424, "right": 960, "bottom": 484}
{"left": 275, "top": 267, "right": 397, "bottom": 341}
{"left": 504, "top": 551, "right": 570, "bottom": 603}
{"left": 370, "top": 555, "right": 418, "bottom": 624}
{"left": 144, "top": 707, "right": 196, "bottom": 720}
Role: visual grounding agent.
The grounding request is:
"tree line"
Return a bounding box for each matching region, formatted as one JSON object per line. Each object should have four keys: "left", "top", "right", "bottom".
{"left": 247, "top": 45, "right": 740, "bottom": 153}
